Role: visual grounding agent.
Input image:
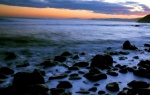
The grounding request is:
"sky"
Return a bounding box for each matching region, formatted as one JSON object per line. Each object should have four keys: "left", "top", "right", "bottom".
{"left": 0, "top": 0, "right": 150, "bottom": 19}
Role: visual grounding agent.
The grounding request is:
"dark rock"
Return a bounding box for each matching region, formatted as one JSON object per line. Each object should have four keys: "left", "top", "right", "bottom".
{"left": 0, "top": 80, "right": 5, "bottom": 83}
{"left": 94, "top": 83, "right": 100, "bottom": 86}
{"left": 0, "top": 73, "right": 8, "bottom": 79}
{"left": 73, "top": 55, "right": 80, "bottom": 59}
{"left": 123, "top": 40, "right": 138, "bottom": 50}
{"left": 133, "top": 56, "right": 139, "bottom": 59}
{"left": 89, "top": 67, "right": 102, "bottom": 74}
{"left": 0, "top": 67, "right": 14, "bottom": 75}
{"left": 49, "top": 74, "right": 68, "bottom": 80}
{"left": 89, "top": 87, "right": 97, "bottom": 92}
{"left": 108, "top": 51, "right": 119, "bottom": 55}
{"left": 78, "top": 71, "right": 86, "bottom": 74}
{"left": 34, "top": 69, "right": 46, "bottom": 76}
{"left": 61, "top": 51, "right": 72, "bottom": 56}
{"left": 107, "top": 70, "right": 118, "bottom": 76}
{"left": 28, "top": 84, "right": 49, "bottom": 94}
{"left": 119, "top": 56, "right": 127, "bottom": 60}
{"left": 57, "top": 81, "right": 73, "bottom": 88}
{"left": 144, "top": 43, "right": 150, "bottom": 47}
{"left": 69, "top": 73, "right": 81, "bottom": 80}
{"left": 138, "top": 88, "right": 150, "bottom": 95}
{"left": 68, "top": 66, "right": 79, "bottom": 70}
{"left": 119, "top": 51, "right": 130, "bottom": 55}
{"left": 73, "top": 62, "right": 89, "bottom": 67}
{"left": 115, "top": 64, "right": 121, "bottom": 68}
{"left": 80, "top": 52, "right": 85, "bottom": 55}
{"left": 54, "top": 56, "right": 67, "bottom": 62}
{"left": 138, "top": 60, "right": 150, "bottom": 69}
{"left": 133, "top": 68, "right": 150, "bottom": 78}
{"left": 0, "top": 85, "right": 14, "bottom": 95}
{"left": 76, "top": 90, "right": 90, "bottom": 94}
{"left": 16, "top": 62, "right": 29, "bottom": 68}
{"left": 117, "top": 89, "right": 128, "bottom": 95}
{"left": 4, "top": 52, "right": 18, "bottom": 60}
{"left": 127, "top": 67, "right": 135, "bottom": 72}
{"left": 98, "top": 90, "right": 105, "bottom": 94}
{"left": 50, "top": 88, "right": 65, "bottom": 95}
{"left": 40, "top": 60, "right": 58, "bottom": 68}
{"left": 84, "top": 72, "right": 107, "bottom": 81}
{"left": 90, "top": 54, "right": 113, "bottom": 69}
{"left": 119, "top": 68, "right": 128, "bottom": 74}
{"left": 127, "top": 80, "right": 149, "bottom": 89}
{"left": 106, "top": 82, "right": 119, "bottom": 92}
{"left": 13, "top": 70, "right": 45, "bottom": 92}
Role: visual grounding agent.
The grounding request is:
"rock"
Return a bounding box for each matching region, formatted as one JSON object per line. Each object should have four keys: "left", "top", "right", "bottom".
{"left": 49, "top": 74, "right": 68, "bottom": 80}
{"left": 76, "top": 90, "right": 90, "bottom": 94}
{"left": 133, "top": 56, "right": 139, "bottom": 59}
{"left": 123, "top": 40, "right": 138, "bottom": 50}
{"left": 57, "top": 81, "right": 73, "bottom": 88}
{"left": 28, "top": 84, "right": 49, "bottom": 94}
{"left": 119, "top": 56, "right": 127, "bottom": 60}
{"left": 107, "top": 70, "right": 118, "bottom": 76}
{"left": 144, "top": 43, "right": 150, "bottom": 47}
{"left": 0, "top": 67, "right": 14, "bottom": 75}
{"left": 4, "top": 52, "right": 18, "bottom": 60}
{"left": 0, "top": 85, "right": 14, "bottom": 95}
{"left": 50, "top": 88, "right": 65, "bottom": 95}
{"left": 133, "top": 68, "right": 150, "bottom": 78}
{"left": 89, "top": 87, "right": 97, "bottom": 92}
{"left": 16, "top": 62, "right": 29, "bottom": 68}
{"left": 73, "top": 55, "right": 80, "bottom": 59}
{"left": 69, "top": 73, "right": 81, "bottom": 80}
{"left": 127, "top": 67, "right": 135, "bottom": 72}
{"left": 98, "top": 90, "right": 105, "bottom": 94}
{"left": 84, "top": 72, "right": 107, "bottom": 81}
{"left": 54, "top": 56, "right": 67, "bottom": 62}
{"left": 34, "top": 69, "right": 46, "bottom": 76}
{"left": 106, "top": 82, "right": 119, "bottom": 92}
{"left": 68, "top": 66, "right": 79, "bottom": 70}
{"left": 117, "top": 89, "right": 128, "bottom": 95}
{"left": 119, "top": 68, "right": 128, "bottom": 74}
{"left": 0, "top": 73, "right": 8, "bottom": 79}
{"left": 127, "top": 80, "right": 149, "bottom": 89}
{"left": 89, "top": 67, "right": 102, "bottom": 74}
{"left": 138, "top": 60, "right": 150, "bottom": 69}
{"left": 119, "top": 51, "right": 130, "bottom": 55}
{"left": 80, "top": 52, "right": 85, "bottom": 55}
{"left": 90, "top": 54, "right": 113, "bottom": 69}
{"left": 40, "top": 60, "right": 58, "bottom": 68}
{"left": 73, "top": 62, "right": 89, "bottom": 67}
{"left": 94, "top": 83, "right": 100, "bottom": 86}
{"left": 13, "top": 70, "right": 45, "bottom": 92}
{"left": 61, "top": 51, "right": 72, "bottom": 56}
{"left": 138, "top": 88, "right": 150, "bottom": 95}
{"left": 0, "top": 80, "right": 5, "bottom": 83}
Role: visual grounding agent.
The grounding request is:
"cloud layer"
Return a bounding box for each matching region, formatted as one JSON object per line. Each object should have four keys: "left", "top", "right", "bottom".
{"left": 0, "top": 0, "right": 150, "bottom": 15}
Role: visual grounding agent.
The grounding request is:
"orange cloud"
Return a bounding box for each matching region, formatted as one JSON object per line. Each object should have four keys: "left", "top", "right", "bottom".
{"left": 0, "top": 4, "right": 145, "bottom": 19}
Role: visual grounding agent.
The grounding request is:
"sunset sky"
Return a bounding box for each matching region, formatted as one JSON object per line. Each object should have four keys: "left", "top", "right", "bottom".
{"left": 0, "top": 0, "right": 150, "bottom": 19}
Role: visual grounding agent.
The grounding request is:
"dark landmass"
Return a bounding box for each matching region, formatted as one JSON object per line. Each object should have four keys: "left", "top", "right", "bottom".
{"left": 138, "top": 14, "right": 150, "bottom": 23}
{"left": 89, "top": 18, "right": 139, "bottom": 22}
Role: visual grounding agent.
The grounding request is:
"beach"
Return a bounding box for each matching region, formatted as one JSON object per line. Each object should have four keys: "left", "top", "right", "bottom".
{"left": 0, "top": 18, "right": 150, "bottom": 95}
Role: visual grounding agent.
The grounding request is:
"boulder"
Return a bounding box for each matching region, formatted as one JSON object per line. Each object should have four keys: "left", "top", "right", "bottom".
{"left": 50, "top": 88, "right": 65, "bottom": 95}
{"left": 106, "top": 82, "right": 119, "bottom": 92}
{"left": 40, "top": 60, "right": 58, "bottom": 68}
{"left": 84, "top": 72, "right": 107, "bottom": 81}
{"left": 123, "top": 40, "right": 138, "bottom": 50}
{"left": 90, "top": 54, "right": 113, "bottom": 69}
{"left": 127, "top": 80, "right": 149, "bottom": 89}
{"left": 4, "top": 52, "right": 18, "bottom": 60}
{"left": 73, "top": 62, "right": 89, "bottom": 67}
{"left": 61, "top": 51, "right": 72, "bottom": 56}
{"left": 54, "top": 56, "right": 67, "bottom": 62}
{"left": 0, "top": 67, "right": 14, "bottom": 75}
{"left": 57, "top": 81, "right": 73, "bottom": 88}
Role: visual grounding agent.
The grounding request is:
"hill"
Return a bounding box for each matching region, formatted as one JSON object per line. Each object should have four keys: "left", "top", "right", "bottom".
{"left": 138, "top": 14, "right": 150, "bottom": 23}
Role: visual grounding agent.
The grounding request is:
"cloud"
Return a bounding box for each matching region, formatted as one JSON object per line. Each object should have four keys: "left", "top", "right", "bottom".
{"left": 0, "top": 0, "right": 149, "bottom": 15}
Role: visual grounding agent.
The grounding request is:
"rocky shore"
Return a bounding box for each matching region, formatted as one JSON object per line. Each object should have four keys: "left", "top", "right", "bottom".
{"left": 0, "top": 40, "right": 150, "bottom": 95}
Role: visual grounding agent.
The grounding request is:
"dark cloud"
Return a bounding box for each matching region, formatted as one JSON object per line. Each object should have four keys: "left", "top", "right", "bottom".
{"left": 0, "top": 0, "right": 149, "bottom": 14}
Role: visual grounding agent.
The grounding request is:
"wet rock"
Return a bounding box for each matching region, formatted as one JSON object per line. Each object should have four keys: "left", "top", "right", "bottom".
{"left": 119, "top": 51, "right": 130, "bottom": 55}
{"left": 80, "top": 52, "right": 85, "bottom": 55}
{"left": 119, "top": 56, "right": 127, "bottom": 60}
{"left": 50, "top": 88, "right": 65, "bottom": 95}
{"left": 106, "top": 82, "right": 119, "bottom": 92}
{"left": 0, "top": 67, "right": 14, "bottom": 75}
{"left": 127, "top": 80, "right": 149, "bottom": 89}
{"left": 73, "top": 62, "right": 89, "bottom": 67}
{"left": 123, "top": 40, "right": 138, "bottom": 50}
{"left": 69, "top": 73, "right": 81, "bottom": 80}
{"left": 61, "top": 51, "right": 72, "bottom": 56}
{"left": 89, "top": 87, "right": 97, "bottom": 92}
{"left": 28, "top": 84, "right": 49, "bottom": 94}
{"left": 138, "top": 60, "right": 150, "bottom": 69}
{"left": 57, "top": 81, "right": 73, "bottom": 88}
{"left": 89, "top": 67, "right": 102, "bottom": 74}
{"left": 133, "top": 56, "right": 139, "bottom": 59}
{"left": 4, "top": 52, "right": 18, "bottom": 60}
{"left": 107, "top": 70, "right": 118, "bottom": 76}
{"left": 84, "top": 72, "right": 107, "bottom": 81}
{"left": 49, "top": 74, "right": 68, "bottom": 80}
{"left": 127, "top": 67, "right": 135, "bottom": 72}
{"left": 98, "top": 90, "right": 105, "bottom": 94}
{"left": 68, "top": 66, "right": 79, "bottom": 70}
{"left": 133, "top": 68, "right": 150, "bottom": 78}
{"left": 94, "top": 83, "right": 100, "bottom": 86}
{"left": 76, "top": 90, "right": 90, "bottom": 94}
{"left": 34, "top": 69, "right": 46, "bottom": 76}
{"left": 40, "top": 60, "right": 58, "bottom": 68}
{"left": 115, "top": 64, "right": 121, "bottom": 68}
{"left": 54, "top": 56, "right": 67, "bottom": 62}
{"left": 0, "top": 85, "right": 14, "bottom": 95}
{"left": 73, "top": 55, "right": 80, "bottom": 59}
{"left": 78, "top": 71, "right": 86, "bottom": 74}
{"left": 90, "top": 54, "right": 113, "bottom": 69}
{"left": 117, "top": 88, "right": 128, "bottom": 95}
{"left": 0, "top": 73, "right": 8, "bottom": 79}
{"left": 137, "top": 88, "right": 150, "bottom": 95}
{"left": 108, "top": 51, "right": 119, "bottom": 55}
{"left": 144, "top": 43, "right": 150, "bottom": 47}
{"left": 16, "top": 62, "right": 29, "bottom": 68}
{"left": 119, "top": 68, "right": 128, "bottom": 74}
{"left": 13, "top": 70, "right": 45, "bottom": 92}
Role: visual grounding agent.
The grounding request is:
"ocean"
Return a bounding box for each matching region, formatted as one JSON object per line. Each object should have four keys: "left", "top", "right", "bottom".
{"left": 0, "top": 18, "right": 150, "bottom": 95}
